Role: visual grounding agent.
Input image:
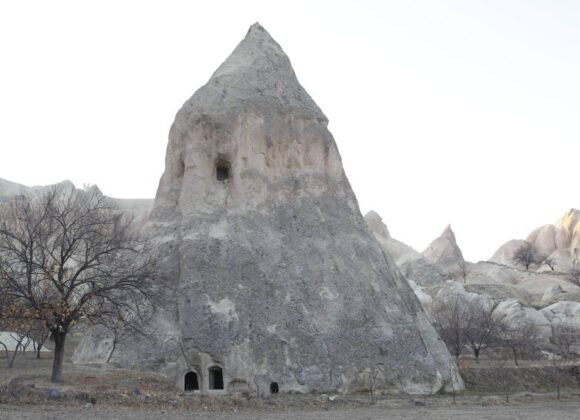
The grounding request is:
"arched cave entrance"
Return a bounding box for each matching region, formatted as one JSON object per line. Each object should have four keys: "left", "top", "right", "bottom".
{"left": 208, "top": 366, "right": 224, "bottom": 390}
{"left": 184, "top": 371, "right": 199, "bottom": 392}
{"left": 270, "top": 382, "right": 279, "bottom": 394}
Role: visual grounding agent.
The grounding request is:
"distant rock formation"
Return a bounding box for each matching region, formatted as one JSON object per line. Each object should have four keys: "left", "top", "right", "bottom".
{"left": 0, "top": 178, "right": 28, "bottom": 199}
{"left": 0, "top": 178, "right": 153, "bottom": 219}
{"left": 364, "top": 211, "right": 580, "bottom": 354}
{"left": 76, "top": 23, "right": 462, "bottom": 396}
{"left": 422, "top": 225, "right": 466, "bottom": 280}
{"left": 490, "top": 209, "right": 580, "bottom": 272}
{"left": 364, "top": 211, "right": 448, "bottom": 286}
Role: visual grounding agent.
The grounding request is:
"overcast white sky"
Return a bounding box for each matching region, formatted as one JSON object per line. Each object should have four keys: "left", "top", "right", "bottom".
{"left": 1, "top": 1, "right": 579, "bottom": 262}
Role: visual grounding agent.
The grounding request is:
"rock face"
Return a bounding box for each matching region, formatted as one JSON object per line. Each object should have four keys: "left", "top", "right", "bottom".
{"left": 422, "top": 225, "right": 466, "bottom": 280}
{"left": 493, "top": 299, "right": 552, "bottom": 343}
{"left": 364, "top": 211, "right": 448, "bottom": 286}
{"left": 76, "top": 24, "right": 462, "bottom": 396}
{"left": 0, "top": 178, "right": 28, "bottom": 199}
{"left": 466, "top": 261, "right": 580, "bottom": 301}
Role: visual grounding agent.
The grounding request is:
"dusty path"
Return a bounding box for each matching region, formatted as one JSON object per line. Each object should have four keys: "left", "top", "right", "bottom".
{"left": 2, "top": 403, "right": 580, "bottom": 420}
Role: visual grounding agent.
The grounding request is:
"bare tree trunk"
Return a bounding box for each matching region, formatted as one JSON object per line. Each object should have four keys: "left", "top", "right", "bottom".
{"left": 8, "top": 346, "right": 20, "bottom": 368}
{"left": 106, "top": 337, "right": 117, "bottom": 364}
{"left": 474, "top": 348, "right": 480, "bottom": 363}
{"left": 1, "top": 341, "right": 11, "bottom": 368}
{"left": 6, "top": 337, "right": 25, "bottom": 368}
{"left": 51, "top": 331, "right": 67, "bottom": 383}
{"left": 6, "top": 338, "right": 25, "bottom": 368}
{"left": 512, "top": 348, "right": 519, "bottom": 367}
{"left": 36, "top": 344, "right": 42, "bottom": 359}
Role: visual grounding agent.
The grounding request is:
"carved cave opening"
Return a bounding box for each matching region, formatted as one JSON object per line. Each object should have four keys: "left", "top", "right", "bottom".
{"left": 216, "top": 158, "right": 231, "bottom": 182}
{"left": 184, "top": 371, "right": 199, "bottom": 392}
{"left": 208, "top": 366, "right": 224, "bottom": 390}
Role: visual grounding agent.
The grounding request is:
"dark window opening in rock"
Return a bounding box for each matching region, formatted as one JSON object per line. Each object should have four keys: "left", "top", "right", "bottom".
{"left": 270, "top": 382, "right": 279, "bottom": 394}
{"left": 184, "top": 371, "right": 199, "bottom": 392}
{"left": 208, "top": 366, "right": 224, "bottom": 390}
{"left": 216, "top": 159, "right": 231, "bottom": 182}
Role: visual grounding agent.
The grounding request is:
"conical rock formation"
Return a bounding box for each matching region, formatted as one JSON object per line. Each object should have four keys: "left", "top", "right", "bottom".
{"left": 422, "top": 225, "right": 466, "bottom": 280}
{"left": 75, "top": 24, "right": 461, "bottom": 395}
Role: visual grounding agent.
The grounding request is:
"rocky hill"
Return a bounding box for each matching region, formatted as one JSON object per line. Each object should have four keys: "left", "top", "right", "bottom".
{"left": 365, "top": 210, "right": 580, "bottom": 355}
{"left": 490, "top": 209, "right": 580, "bottom": 272}
{"left": 0, "top": 178, "right": 153, "bottom": 218}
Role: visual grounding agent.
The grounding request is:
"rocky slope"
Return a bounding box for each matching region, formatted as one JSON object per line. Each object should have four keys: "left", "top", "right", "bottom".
{"left": 365, "top": 210, "right": 580, "bottom": 354}
{"left": 364, "top": 211, "right": 448, "bottom": 287}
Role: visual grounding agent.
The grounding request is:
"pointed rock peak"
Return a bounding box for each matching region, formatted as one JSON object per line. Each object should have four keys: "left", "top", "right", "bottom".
{"left": 424, "top": 225, "right": 460, "bottom": 250}
{"left": 443, "top": 224, "right": 460, "bottom": 244}
{"left": 181, "top": 23, "right": 326, "bottom": 121}
{"left": 364, "top": 210, "right": 390, "bottom": 239}
{"left": 247, "top": 22, "right": 268, "bottom": 37}
{"left": 443, "top": 224, "right": 453, "bottom": 234}
{"left": 422, "top": 225, "right": 466, "bottom": 276}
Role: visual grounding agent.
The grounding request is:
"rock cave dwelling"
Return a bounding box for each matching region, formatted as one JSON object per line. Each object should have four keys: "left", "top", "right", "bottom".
{"left": 74, "top": 23, "right": 462, "bottom": 396}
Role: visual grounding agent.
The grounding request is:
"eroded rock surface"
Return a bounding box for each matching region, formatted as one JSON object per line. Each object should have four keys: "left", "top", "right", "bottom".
{"left": 76, "top": 24, "right": 462, "bottom": 396}
{"left": 422, "top": 225, "right": 466, "bottom": 280}
{"left": 364, "top": 211, "right": 448, "bottom": 287}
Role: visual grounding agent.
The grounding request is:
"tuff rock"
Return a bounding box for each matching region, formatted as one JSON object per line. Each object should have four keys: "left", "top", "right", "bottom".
{"left": 364, "top": 211, "right": 449, "bottom": 286}
{"left": 74, "top": 23, "right": 462, "bottom": 395}
{"left": 422, "top": 225, "right": 466, "bottom": 280}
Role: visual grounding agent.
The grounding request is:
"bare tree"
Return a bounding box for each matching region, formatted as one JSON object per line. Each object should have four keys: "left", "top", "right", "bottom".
{"left": 431, "top": 294, "right": 472, "bottom": 360}
{"left": 90, "top": 300, "right": 158, "bottom": 364}
{"left": 0, "top": 300, "right": 35, "bottom": 368}
{"left": 28, "top": 321, "right": 51, "bottom": 359}
{"left": 499, "top": 322, "right": 540, "bottom": 367}
{"left": 512, "top": 243, "right": 540, "bottom": 271}
{"left": 548, "top": 321, "right": 579, "bottom": 400}
{"left": 0, "top": 333, "right": 28, "bottom": 368}
{"left": 465, "top": 301, "right": 503, "bottom": 363}
{"left": 0, "top": 185, "right": 159, "bottom": 382}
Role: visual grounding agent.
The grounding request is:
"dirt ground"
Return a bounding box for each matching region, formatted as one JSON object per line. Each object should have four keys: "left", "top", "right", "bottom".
{"left": 2, "top": 401, "right": 580, "bottom": 420}
{"left": 2, "top": 340, "right": 580, "bottom": 420}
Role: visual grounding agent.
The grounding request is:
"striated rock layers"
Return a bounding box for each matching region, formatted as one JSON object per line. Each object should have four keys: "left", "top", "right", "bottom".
{"left": 75, "top": 24, "right": 461, "bottom": 395}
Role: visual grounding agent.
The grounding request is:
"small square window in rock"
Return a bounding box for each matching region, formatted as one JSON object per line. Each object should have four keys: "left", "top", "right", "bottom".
{"left": 215, "top": 158, "right": 231, "bottom": 182}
